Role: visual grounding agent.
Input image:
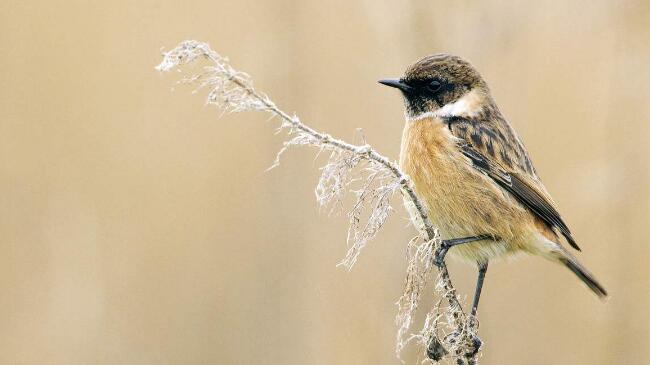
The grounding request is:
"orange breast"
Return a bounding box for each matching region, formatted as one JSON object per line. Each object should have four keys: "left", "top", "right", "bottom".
{"left": 399, "top": 117, "right": 537, "bottom": 262}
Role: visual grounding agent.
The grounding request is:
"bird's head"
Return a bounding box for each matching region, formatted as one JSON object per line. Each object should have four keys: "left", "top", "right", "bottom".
{"left": 379, "top": 54, "right": 491, "bottom": 120}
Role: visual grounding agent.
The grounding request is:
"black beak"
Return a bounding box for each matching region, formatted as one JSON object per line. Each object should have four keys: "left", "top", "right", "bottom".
{"left": 378, "top": 78, "right": 413, "bottom": 93}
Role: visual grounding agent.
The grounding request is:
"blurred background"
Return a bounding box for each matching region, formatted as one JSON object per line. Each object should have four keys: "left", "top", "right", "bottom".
{"left": 1, "top": 1, "right": 649, "bottom": 364}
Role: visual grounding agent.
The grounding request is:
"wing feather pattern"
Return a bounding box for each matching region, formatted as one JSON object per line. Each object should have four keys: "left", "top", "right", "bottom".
{"left": 446, "top": 116, "right": 580, "bottom": 251}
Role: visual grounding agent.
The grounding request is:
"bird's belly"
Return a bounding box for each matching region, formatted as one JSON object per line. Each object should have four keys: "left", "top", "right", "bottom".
{"left": 401, "top": 179, "right": 528, "bottom": 264}
{"left": 400, "top": 119, "right": 535, "bottom": 263}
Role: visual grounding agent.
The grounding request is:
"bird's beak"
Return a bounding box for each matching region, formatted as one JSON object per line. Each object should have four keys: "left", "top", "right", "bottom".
{"left": 378, "top": 78, "right": 413, "bottom": 93}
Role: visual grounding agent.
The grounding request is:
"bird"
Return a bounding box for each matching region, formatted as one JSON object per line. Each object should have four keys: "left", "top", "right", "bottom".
{"left": 379, "top": 54, "right": 607, "bottom": 316}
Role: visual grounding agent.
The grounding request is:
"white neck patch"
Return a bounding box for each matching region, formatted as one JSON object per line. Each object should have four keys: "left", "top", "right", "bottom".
{"left": 408, "top": 88, "right": 485, "bottom": 122}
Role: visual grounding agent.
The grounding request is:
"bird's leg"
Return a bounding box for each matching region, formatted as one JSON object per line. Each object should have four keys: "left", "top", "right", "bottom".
{"left": 471, "top": 262, "right": 488, "bottom": 316}
{"left": 433, "top": 236, "right": 492, "bottom": 359}
{"left": 456, "top": 262, "right": 489, "bottom": 360}
{"left": 433, "top": 234, "right": 491, "bottom": 267}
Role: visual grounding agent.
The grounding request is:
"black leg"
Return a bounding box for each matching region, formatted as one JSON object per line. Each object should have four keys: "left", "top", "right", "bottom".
{"left": 471, "top": 262, "right": 489, "bottom": 316}
{"left": 433, "top": 234, "right": 492, "bottom": 267}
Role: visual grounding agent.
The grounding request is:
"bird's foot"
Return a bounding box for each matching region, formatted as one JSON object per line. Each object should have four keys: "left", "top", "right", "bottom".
{"left": 433, "top": 241, "right": 450, "bottom": 268}
{"left": 433, "top": 235, "right": 493, "bottom": 268}
{"left": 443, "top": 330, "right": 482, "bottom": 360}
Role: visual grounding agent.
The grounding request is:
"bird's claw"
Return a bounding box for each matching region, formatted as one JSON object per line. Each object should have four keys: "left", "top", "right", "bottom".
{"left": 443, "top": 331, "right": 483, "bottom": 359}
{"left": 466, "top": 334, "right": 482, "bottom": 358}
{"left": 433, "top": 243, "right": 449, "bottom": 268}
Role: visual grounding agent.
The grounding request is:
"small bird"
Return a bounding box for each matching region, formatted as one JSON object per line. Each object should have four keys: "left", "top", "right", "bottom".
{"left": 379, "top": 54, "right": 607, "bottom": 315}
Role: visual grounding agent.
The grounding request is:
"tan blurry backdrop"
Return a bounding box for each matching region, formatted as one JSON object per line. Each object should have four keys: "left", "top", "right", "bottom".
{"left": 1, "top": 1, "right": 649, "bottom": 364}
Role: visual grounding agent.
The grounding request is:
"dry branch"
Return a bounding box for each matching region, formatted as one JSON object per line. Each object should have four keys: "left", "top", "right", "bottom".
{"left": 156, "top": 40, "right": 482, "bottom": 364}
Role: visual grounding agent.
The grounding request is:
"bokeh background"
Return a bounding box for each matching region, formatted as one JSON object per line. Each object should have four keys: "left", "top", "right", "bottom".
{"left": 1, "top": 1, "right": 649, "bottom": 364}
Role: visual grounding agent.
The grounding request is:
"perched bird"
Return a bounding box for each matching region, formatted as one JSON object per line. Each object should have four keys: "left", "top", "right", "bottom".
{"left": 379, "top": 54, "right": 607, "bottom": 315}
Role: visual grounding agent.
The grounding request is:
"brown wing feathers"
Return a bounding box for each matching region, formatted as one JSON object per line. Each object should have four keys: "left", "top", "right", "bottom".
{"left": 508, "top": 172, "right": 579, "bottom": 250}
{"left": 447, "top": 116, "right": 581, "bottom": 251}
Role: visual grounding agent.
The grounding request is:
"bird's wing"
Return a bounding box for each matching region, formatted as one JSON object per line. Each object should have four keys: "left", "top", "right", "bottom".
{"left": 445, "top": 116, "right": 580, "bottom": 250}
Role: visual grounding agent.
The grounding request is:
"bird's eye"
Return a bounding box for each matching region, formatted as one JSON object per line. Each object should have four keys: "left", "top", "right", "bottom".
{"left": 427, "top": 80, "right": 442, "bottom": 93}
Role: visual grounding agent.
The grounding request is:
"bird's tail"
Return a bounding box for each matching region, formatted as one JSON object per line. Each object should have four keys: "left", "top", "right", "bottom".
{"left": 557, "top": 253, "right": 608, "bottom": 299}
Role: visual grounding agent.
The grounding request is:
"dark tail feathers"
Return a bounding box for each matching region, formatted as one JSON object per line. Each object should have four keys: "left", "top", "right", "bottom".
{"left": 560, "top": 257, "right": 608, "bottom": 299}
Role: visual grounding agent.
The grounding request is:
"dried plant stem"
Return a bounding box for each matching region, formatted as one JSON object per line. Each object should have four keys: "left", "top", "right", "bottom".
{"left": 235, "top": 65, "right": 470, "bottom": 337}
{"left": 156, "top": 40, "right": 481, "bottom": 364}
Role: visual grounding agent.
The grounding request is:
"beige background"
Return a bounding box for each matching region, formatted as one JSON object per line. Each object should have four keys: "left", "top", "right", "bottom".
{"left": 1, "top": 1, "right": 649, "bottom": 364}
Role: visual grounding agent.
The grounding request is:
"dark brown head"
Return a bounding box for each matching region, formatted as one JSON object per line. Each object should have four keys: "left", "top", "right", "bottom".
{"left": 380, "top": 54, "right": 490, "bottom": 119}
